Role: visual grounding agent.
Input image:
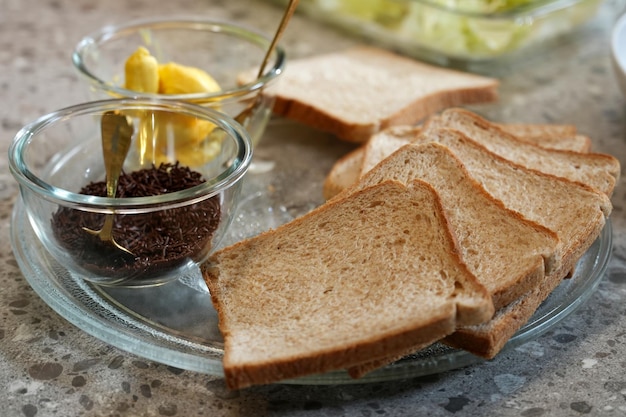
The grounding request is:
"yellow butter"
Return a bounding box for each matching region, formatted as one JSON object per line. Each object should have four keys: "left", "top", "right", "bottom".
{"left": 122, "top": 47, "right": 222, "bottom": 166}
{"left": 157, "top": 62, "right": 221, "bottom": 95}
{"left": 124, "top": 47, "right": 159, "bottom": 93}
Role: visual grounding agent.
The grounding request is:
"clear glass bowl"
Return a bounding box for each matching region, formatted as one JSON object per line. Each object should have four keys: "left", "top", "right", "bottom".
{"left": 8, "top": 99, "right": 252, "bottom": 287}
{"left": 72, "top": 17, "right": 285, "bottom": 146}
{"left": 275, "top": 0, "right": 603, "bottom": 64}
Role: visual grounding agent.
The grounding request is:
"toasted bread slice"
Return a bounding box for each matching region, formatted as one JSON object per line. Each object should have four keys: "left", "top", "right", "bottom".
{"left": 495, "top": 123, "right": 591, "bottom": 152}
{"left": 322, "top": 147, "right": 364, "bottom": 201}
{"left": 339, "top": 142, "right": 559, "bottom": 310}
{"left": 323, "top": 122, "right": 593, "bottom": 200}
{"left": 359, "top": 126, "right": 422, "bottom": 177}
{"left": 425, "top": 109, "right": 619, "bottom": 195}
{"left": 497, "top": 123, "right": 577, "bottom": 140}
{"left": 323, "top": 148, "right": 364, "bottom": 200}
{"left": 535, "top": 134, "right": 591, "bottom": 152}
{"left": 249, "top": 46, "right": 498, "bottom": 143}
{"left": 359, "top": 126, "right": 421, "bottom": 177}
{"left": 203, "top": 180, "right": 493, "bottom": 389}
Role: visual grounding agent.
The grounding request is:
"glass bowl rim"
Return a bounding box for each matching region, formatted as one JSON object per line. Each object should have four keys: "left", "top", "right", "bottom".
{"left": 71, "top": 16, "right": 286, "bottom": 102}
{"left": 8, "top": 98, "right": 253, "bottom": 213}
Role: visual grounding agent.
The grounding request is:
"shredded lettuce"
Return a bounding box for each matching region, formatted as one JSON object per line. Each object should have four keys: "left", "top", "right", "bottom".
{"left": 423, "top": 0, "right": 541, "bottom": 14}
{"left": 307, "top": 0, "right": 598, "bottom": 58}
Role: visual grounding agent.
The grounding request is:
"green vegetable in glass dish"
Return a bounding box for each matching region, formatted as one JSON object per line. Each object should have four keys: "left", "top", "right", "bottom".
{"left": 325, "top": 0, "right": 410, "bottom": 28}
{"left": 302, "top": 0, "right": 601, "bottom": 60}
{"left": 424, "top": 0, "right": 542, "bottom": 14}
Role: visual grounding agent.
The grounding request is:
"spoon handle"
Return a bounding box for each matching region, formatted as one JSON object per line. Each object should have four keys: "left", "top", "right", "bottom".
{"left": 256, "top": 0, "right": 300, "bottom": 80}
{"left": 100, "top": 111, "right": 134, "bottom": 198}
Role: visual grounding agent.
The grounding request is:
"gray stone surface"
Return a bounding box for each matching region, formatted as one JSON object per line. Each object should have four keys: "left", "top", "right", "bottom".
{"left": 2, "top": 0, "right": 626, "bottom": 415}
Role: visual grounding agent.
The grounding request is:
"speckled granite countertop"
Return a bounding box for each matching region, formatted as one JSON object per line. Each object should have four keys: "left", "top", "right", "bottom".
{"left": 2, "top": 0, "right": 626, "bottom": 416}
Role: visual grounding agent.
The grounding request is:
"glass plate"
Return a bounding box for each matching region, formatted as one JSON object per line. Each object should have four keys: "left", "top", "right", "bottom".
{"left": 10, "top": 193, "right": 612, "bottom": 385}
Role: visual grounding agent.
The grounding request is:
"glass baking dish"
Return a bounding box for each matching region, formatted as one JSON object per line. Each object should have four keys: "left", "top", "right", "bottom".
{"left": 273, "top": 0, "right": 603, "bottom": 64}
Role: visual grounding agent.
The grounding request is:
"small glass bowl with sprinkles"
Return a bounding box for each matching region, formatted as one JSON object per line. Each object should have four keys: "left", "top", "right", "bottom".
{"left": 9, "top": 99, "right": 252, "bottom": 287}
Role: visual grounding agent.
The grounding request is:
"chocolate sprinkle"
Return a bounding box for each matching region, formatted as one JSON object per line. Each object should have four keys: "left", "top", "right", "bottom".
{"left": 51, "top": 163, "right": 220, "bottom": 279}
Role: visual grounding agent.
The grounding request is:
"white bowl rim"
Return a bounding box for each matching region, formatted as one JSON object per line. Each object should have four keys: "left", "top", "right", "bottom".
{"left": 8, "top": 98, "right": 253, "bottom": 213}
{"left": 611, "top": 12, "right": 626, "bottom": 76}
{"left": 71, "top": 16, "right": 286, "bottom": 103}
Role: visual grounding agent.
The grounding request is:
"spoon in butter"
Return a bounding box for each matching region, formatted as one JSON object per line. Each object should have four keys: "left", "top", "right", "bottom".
{"left": 83, "top": 111, "right": 135, "bottom": 256}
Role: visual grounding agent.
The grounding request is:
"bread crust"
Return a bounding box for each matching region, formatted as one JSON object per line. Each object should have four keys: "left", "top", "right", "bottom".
{"left": 223, "top": 312, "right": 455, "bottom": 389}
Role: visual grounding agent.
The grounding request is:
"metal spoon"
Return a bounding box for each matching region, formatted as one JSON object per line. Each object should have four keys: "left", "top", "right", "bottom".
{"left": 83, "top": 111, "right": 135, "bottom": 255}
{"left": 234, "top": 0, "right": 299, "bottom": 127}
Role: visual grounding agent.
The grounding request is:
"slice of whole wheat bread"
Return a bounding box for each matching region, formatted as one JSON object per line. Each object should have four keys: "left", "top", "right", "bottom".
{"left": 359, "top": 127, "right": 420, "bottom": 177}
{"left": 424, "top": 109, "right": 620, "bottom": 196}
{"left": 202, "top": 180, "right": 493, "bottom": 390}
{"left": 323, "top": 121, "right": 593, "bottom": 200}
{"left": 337, "top": 142, "right": 560, "bottom": 310}
{"left": 496, "top": 123, "right": 592, "bottom": 152}
{"left": 322, "top": 147, "right": 365, "bottom": 201}
{"left": 359, "top": 126, "right": 423, "bottom": 177}
{"left": 246, "top": 46, "right": 498, "bottom": 143}
{"left": 497, "top": 123, "right": 577, "bottom": 139}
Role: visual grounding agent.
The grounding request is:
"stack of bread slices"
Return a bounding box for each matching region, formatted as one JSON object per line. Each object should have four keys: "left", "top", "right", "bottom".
{"left": 205, "top": 47, "right": 620, "bottom": 390}
{"left": 324, "top": 108, "right": 618, "bottom": 376}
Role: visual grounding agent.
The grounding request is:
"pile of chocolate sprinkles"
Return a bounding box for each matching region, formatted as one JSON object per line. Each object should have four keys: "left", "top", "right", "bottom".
{"left": 51, "top": 162, "right": 220, "bottom": 279}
